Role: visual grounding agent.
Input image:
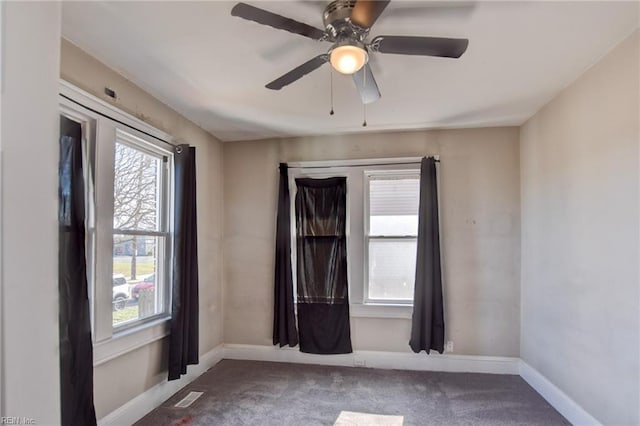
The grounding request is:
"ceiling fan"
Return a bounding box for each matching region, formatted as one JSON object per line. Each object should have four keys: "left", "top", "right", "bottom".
{"left": 231, "top": 0, "right": 469, "bottom": 104}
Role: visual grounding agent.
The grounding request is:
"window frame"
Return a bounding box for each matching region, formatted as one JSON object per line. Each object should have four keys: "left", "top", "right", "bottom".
{"left": 287, "top": 158, "right": 425, "bottom": 319}
{"left": 110, "top": 129, "right": 174, "bottom": 332}
{"left": 363, "top": 171, "right": 421, "bottom": 305}
{"left": 59, "top": 81, "right": 176, "bottom": 365}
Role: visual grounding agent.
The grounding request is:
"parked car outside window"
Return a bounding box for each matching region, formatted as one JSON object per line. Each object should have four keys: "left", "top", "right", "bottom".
{"left": 131, "top": 273, "right": 155, "bottom": 301}
{"left": 112, "top": 274, "right": 130, "bottom": 311}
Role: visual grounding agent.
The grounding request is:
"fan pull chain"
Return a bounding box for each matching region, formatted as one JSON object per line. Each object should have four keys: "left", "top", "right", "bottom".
{"left": 362, "top": 103, "right": 367, "bottom": 127}
{"left": 329, "top": 68, "right": 334, "bottom": 116}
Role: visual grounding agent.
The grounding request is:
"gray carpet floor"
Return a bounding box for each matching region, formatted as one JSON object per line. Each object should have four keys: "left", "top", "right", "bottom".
{"left": 136, "top": 359, "right": 569, "bottom": 426}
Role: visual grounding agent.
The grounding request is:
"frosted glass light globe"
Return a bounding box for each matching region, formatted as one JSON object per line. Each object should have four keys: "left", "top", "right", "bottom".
{"left": 330, "top": 45, "right": 368, "bottom": 74}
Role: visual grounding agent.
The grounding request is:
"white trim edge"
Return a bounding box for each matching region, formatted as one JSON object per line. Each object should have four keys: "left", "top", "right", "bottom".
{"left": 349, "top": 304, "right": 413, "bottom": 319}
{"left": 94, "top": 318, "right": 170, "bottom": 367}
{"left": 59, "top": 80, "right": 175, "bottom": 146}
{"left": 519, "top": 360, "right": 602, "bottom": 426}
{"left": 97, "top": 344, "right": 224, "bottom": 426}
{"left": 222, "top": 344, "right": 520, "bottom": 375}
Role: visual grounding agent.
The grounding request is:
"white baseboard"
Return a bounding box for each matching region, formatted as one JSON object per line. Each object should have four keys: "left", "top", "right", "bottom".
{"left": 97, "top": 344, "right": 224, "bottom": 426}
{"left": 222, "top": 344, "right": 520, "bottom": 375}
{"left": 519, "top": 361, "right": 602, "bottom": 426}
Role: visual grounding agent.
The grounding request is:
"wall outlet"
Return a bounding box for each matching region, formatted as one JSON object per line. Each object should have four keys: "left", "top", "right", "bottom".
{"left": 353, "top": 358, "right": 366, "bottom": 367}
{"left": 445, "top": 341, "right": 454, "bottom": 353}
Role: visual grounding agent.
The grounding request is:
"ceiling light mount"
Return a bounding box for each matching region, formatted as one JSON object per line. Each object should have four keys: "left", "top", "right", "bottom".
{"left": 323, "top": 0, "right": 357, "bottom": 30}
{"left": 323, "top": 0, "right": 368, "bottom": 42}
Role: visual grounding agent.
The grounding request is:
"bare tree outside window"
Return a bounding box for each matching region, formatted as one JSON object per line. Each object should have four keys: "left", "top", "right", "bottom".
{"left": 113, "top": 142, "right": 160, "bottom": 279}
{"left": 111, "top": 138, "right": 169, "bottom": 327}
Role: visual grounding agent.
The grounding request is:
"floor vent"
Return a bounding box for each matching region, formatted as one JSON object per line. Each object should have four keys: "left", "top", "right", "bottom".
{"left": 174, "top": 391, "right": 204, "bottom": 408}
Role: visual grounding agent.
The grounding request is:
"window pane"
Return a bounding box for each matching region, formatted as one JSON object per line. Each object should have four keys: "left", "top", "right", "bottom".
{"left": 368, "top": 239, "right": 417, "bottom": 301}
{"left": 112, "top": 234, "right": 164, "bottom": 326}
{"left": 114, "top": 142, "right": 161, "bottom": 231}
{"left": 369, "top": 178, "right": 419, "bottom": 236}
{"left": 370, "top": 216, "right": 418, "bottom": 236}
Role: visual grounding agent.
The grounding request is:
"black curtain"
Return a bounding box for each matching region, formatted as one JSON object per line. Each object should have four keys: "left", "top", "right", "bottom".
{"left": 409, "top": 157, "right": 445, "bottom": 354}
{"left": 295, "top": 177, "right": 352, "bottom": 354}
{"left": 168, "top": 145, "right": 199, "bottom": 380}
{"left": 58, "top": 116, "right": 97, "bottom": 426}
{"left": 273, "top": 163, "right": 299, "bottom": 347}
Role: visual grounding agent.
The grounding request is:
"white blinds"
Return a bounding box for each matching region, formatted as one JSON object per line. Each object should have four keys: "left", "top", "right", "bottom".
{"left": 369, "top": 177, "right": 420, "bottom": 236}
{"left": 369, "top": 177, "right": 420, "bottom": 216}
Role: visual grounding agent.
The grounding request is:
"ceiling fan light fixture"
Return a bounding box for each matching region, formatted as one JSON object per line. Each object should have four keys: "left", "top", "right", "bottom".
{"left": 330, "top": 43, "right": 368, "bottom": 75}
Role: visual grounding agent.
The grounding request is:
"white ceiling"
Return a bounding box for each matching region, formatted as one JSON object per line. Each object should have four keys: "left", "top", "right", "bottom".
{"left": 62, "top": 1, "right": 639, "bottom": 142}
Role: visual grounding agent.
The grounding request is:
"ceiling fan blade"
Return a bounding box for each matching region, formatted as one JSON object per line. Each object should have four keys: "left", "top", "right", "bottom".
{"left": 371, "top": 35, "right": 469, "bottom": 58}
{"left": 266, "top": 54, "right": 329, "bottom": 90}
{"left": 231, "top": 2, "right": 326, "bottom": 40}
{"left": 352, "top": 63, "right": 381, "bottom": 104}
{"left": 350, "top": 0, "right": 391, "bottom": 29}
{"left": 382, "top": 1, "right": 476, "bottom": 20}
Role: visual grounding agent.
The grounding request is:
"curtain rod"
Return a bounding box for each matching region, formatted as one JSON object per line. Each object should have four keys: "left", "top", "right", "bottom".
{"left": 60, "top": 93, "right": 175, "bottom": 149}
{"left": 286, "top": 159, "right": 439, "bottom": 169}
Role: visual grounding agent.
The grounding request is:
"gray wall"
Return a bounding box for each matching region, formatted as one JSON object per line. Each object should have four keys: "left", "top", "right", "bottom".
{"left": 60, "top": 39, "right": 225, "bottom": 419}
{"left": 520, "top": 30, "right": 639, "bottom": 425}
{"left": 1, "top": 2, "right": 62, "bottom": 422}
{"left": 223, "top": 127, "right": 521, "bottom": 356}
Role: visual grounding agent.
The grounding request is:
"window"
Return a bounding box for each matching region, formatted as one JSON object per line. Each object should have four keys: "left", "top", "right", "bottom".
{"left": 112, "top": 133, "right": 171, "bottom": 328}
{"left": 288, "top": 159, "right": 426, "bottom": 318}
{"left": 60, "top": 82, "right": 174, "bottom": 362}
{"left": 365, "top": 174, "right": 420, "bottom": 303}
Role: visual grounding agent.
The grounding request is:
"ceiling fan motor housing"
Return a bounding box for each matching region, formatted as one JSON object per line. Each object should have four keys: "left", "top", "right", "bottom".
{"left": 323, "top": 0, "right": 366, "bottom": 41}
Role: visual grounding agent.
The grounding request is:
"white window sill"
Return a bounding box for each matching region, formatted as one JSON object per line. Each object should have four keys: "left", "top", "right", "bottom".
{"left": 93, "top": 316, "right": 171, "bottom": 366}
{"left": 350, "top": 303, "right": 413, "bottom": 319}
